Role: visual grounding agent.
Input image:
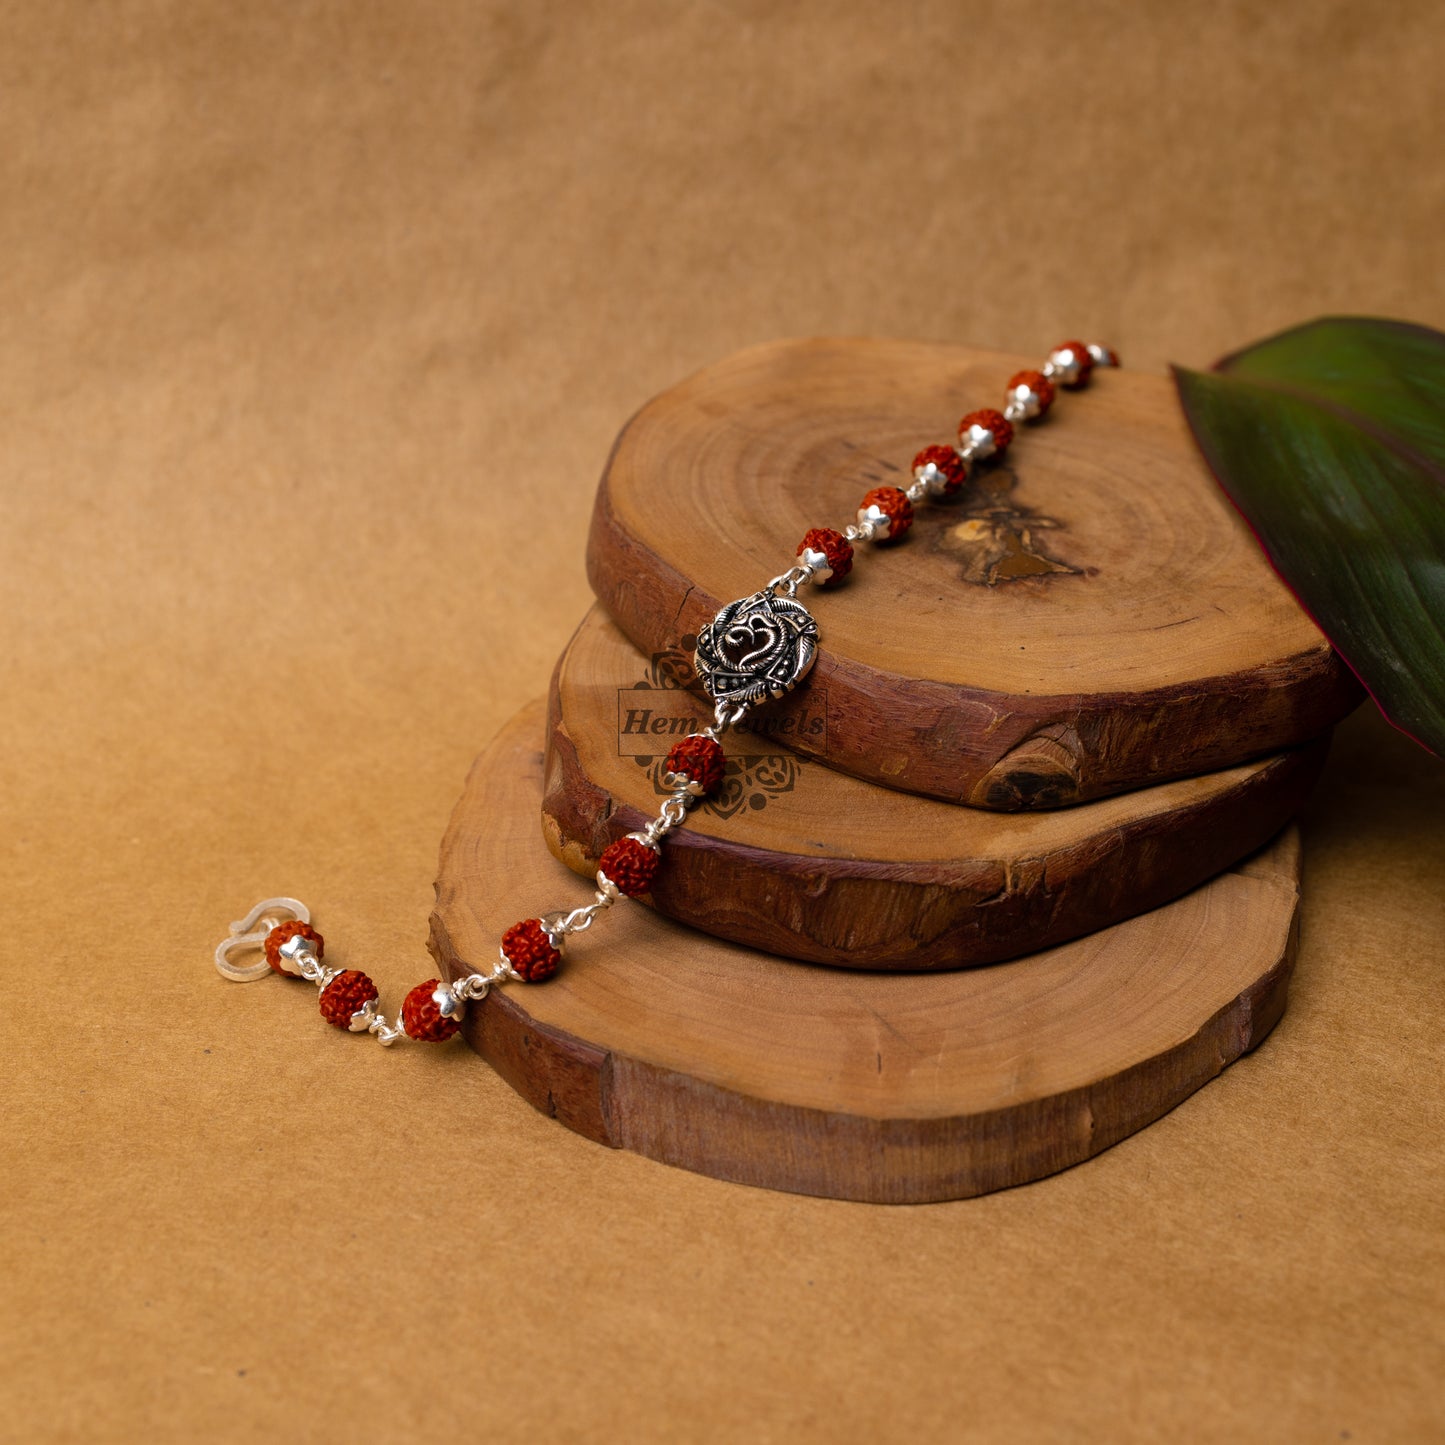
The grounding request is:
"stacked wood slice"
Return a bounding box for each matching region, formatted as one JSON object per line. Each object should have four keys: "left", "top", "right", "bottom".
{"left": 430, "top": 339, "right": 1359, "bottom": 1203}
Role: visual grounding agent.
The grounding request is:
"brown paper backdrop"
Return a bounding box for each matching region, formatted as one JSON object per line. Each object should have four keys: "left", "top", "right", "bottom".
{"left": 3, "top": 3, "right": 1442, "bottom": 1441}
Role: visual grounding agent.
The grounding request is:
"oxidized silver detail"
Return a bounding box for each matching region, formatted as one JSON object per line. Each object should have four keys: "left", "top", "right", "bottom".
{"left": 694, "top": 590, "right": 818, "bottom": 708}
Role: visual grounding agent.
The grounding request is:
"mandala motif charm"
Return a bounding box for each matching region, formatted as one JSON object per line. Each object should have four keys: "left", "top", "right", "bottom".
{"left": 694, "top": 590, "right": 819, "bottom": 709}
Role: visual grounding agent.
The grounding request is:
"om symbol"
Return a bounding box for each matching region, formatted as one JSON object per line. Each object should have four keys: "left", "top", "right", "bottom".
{"left": 693, "top": 591, "right": 819, "bottom": 708}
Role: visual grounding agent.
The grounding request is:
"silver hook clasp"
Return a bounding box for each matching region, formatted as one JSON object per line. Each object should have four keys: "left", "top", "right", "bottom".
{"left": 214, "top": 897, "right": 311, "bottom": 983}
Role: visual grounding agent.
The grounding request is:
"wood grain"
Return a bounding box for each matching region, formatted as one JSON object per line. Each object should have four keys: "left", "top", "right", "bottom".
{"left": 430, "top": 699, "right": 1304, "bottom": 1203}
{"left": 585, "top": 337, "right": 1361, "bottom": 807}
{"left": 541, "top": 606, "right": 1327, "bottom": 969}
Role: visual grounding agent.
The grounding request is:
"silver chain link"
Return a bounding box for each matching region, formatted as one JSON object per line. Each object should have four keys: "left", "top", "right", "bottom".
{"left": 542, "top": 896, "right": 613, "bottom": 938}
{"left": 712, "top": 700, "right": 749, "bottom": 732}
{"left": 765, "top": 562, "right": 816, "bottom": 598}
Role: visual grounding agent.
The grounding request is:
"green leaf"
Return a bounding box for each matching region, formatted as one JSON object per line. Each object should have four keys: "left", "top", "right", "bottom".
{"left": 1174, "top": 317, "right": 1445, "bottom": 757}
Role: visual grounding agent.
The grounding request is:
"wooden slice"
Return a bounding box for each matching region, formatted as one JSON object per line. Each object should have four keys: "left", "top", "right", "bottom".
{"left": 586, "top": 337, "right": 1360, "bottom": 808}
{"left": 429, "top": 699, "right": 1304, "bottom": 1204}
{"left": 540, "top": 605, "right": 1327, "bottom": 970}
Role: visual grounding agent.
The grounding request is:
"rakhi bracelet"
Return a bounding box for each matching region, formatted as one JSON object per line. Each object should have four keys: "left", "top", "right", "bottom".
{"left": 214, "top": 341, "right": 1118, "bottom": 1045}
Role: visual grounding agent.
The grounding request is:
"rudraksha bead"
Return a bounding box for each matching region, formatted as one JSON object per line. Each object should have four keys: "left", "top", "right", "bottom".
{"left": 858, "top": 485, "right": 913, "bottom": 542}
{"left": 264, "top": 920, "right": 324, "bottom": 976}
{"left": 1007, "top": 369, "right": 1056, "bottom": 416}
{"left": 796, "top": 526, "right": 854, "bottom": 587}
{"left": 664, "top": 733, "right": 727, "bottom": 796}
{"left": 1050, "top": 339, "right": 1095, "bottom": 389}
{"left": 911, "top": 444, "right": 968, "bottom": 497}
{"left": 959, "top": 408, "right": 1014, "bottom": 459}
{"left": 318, "top": 969, "right": 379, "bottom": 1029}
{"left": 401, "top": 979, "right": 460, "bottom": 1042}
{"left": 598, "top": 836, "right": 661, "bottom": 897}
{"left": 502, "top": 918, "right": 562, "bottom": 983}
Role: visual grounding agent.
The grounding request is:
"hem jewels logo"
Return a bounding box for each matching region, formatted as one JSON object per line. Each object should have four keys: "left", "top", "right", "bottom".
{"left": 616, "top": 641, "right": 825, "bottom": 820}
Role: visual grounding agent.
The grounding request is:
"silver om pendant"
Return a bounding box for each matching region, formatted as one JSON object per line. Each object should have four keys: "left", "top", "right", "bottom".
{"left": 694, "top": 590, "right": 819, "bottom": 709}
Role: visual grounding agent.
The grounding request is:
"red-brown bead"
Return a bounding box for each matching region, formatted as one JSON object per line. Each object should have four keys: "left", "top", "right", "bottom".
{"left": 1053, "top": 339, "right": 1095, "bottom": 389}
{"left": 797, "top": 526, "right": 854, "bottom": 587}
{"left": 502, "top": 918, "right": 562, "bottom": 983}
{"left": 912, "top": 444, "right": 968, "bottom": 496}
{"left": 664, "top": 733, "right": 727, "bottom": 796}
{"left": 959, "top": 408, "right": 1014, "bottom": 457}
{"left": 401, "top": 978, "right": 459, "bottom": 1041}
{"left": 599, "top": 836, "right": 661, "bottom": 897}
{"left": 1008, "top": 369, "right": 1057, "bottom": 414}
{"left": 318, "top": 969, "right": 379, "bottom": 1029}
{"left": 859, "top": 485, "right": 913, "bottom": 542}
{"left": 264, "top": 920, "right": 324, "bottom": 976}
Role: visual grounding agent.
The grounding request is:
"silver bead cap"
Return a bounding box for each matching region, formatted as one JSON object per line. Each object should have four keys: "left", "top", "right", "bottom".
{"left": 910, "top": 456, "right": 965, "bottom": 501}
{"left": 662, "top": 768, "right": 707, "bottom": 797}
{"left": 1006, "top": 382, "right": 1042, "bottom": 419}
{"left": 432, "top": 983, "right": 466, "bottom": 1025}
{"left": 856, "top": 502, "right": 894, "bottom": 539}
{"left": 1047, "top": 347, "right": 1084, "bottom": 386}
{"left": 347, "top": 997, "right": 381, "bottom": 1033}
{"left": 797, "top": 544, "right": 833, "bottom": 584}
{"left": 275, "top": 931, "right": 319, "bottom": 977}
{"left": 959, "top": 423, "right": 997, "bottom": 461}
